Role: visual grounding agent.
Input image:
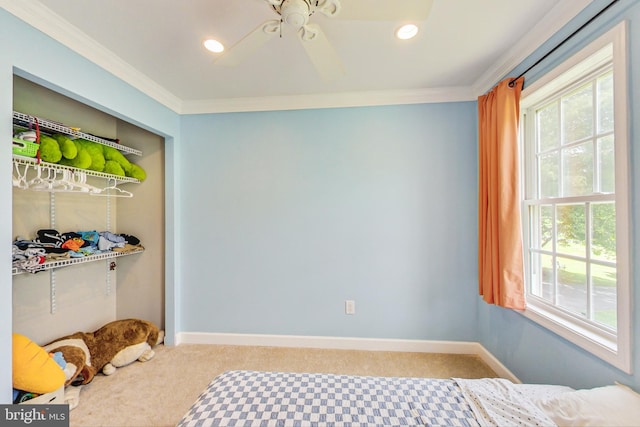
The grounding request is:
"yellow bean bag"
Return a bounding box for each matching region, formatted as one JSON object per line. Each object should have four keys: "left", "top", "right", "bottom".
{"left": 13, "top": 333, "right": 65, "bottom": 394}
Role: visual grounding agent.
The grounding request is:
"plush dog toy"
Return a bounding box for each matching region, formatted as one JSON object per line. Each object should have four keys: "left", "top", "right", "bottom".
{"left": 44, "top": 318, "right": 163, "bottom": 385}
{"left": 43, "top": 337, "right": 94, "bottom": 386}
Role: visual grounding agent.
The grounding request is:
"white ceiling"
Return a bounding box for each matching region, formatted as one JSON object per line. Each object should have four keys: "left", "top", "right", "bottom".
{"left": 3, "top": 0, "right": 591, "bottom": 113}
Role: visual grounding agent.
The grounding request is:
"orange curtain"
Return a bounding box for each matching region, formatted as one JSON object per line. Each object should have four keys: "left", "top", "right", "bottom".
{"left": 478, "top": 77, "right": 525, "bottom": 310}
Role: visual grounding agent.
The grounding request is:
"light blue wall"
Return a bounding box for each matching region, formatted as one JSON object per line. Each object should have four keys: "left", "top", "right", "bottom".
{"left": 478, "top": 0, "right": 640, "bottom": 390}
{"left": 179, "top": 104, "right": 479, "bottom": 340}
{"left": 0, "top": 8, "right": 180, "bottom": 403}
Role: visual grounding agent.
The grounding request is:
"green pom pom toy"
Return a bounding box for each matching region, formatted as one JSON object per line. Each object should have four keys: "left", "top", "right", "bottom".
{"left": 104, "top": 160, "right": 125, "bottom": 177}
{"left": 127, "top": 163, "right": 147, "bottom": 181}
{"left": 59, "top": 145, "right": 92, "bottom": 169}
{"left": 39, "top": 135, "right": 62, "bottom": 163}
{"left": 52, "top": 134, "right": 78, "bottom": 160}
{"left": 103, "top": 146, "right": 132, "bottom": 174}
{"left": 76, "top": 139, "right": 105, "bottom": 172}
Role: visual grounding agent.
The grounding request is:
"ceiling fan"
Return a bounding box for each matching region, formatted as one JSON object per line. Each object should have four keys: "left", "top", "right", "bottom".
{"left": 215, "top": 0, "right": 434, "bottom": 81}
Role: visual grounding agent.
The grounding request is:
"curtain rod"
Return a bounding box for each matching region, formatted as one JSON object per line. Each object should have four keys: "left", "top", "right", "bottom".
{"left": 508, "top": 0, "right": 619, "bottom": 88}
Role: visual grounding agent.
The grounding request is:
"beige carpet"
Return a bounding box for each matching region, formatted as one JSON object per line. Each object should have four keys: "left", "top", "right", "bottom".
{"left": 69, "top": 344, "right": 498, "bottom": 427}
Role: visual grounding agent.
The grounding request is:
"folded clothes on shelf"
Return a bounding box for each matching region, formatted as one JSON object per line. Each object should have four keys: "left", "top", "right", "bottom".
{"left": 12, "top": 228, "right": 143, "bottom": 273}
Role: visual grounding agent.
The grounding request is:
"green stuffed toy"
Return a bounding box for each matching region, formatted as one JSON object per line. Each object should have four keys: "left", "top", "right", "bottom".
{"left": 104, "top": 160, "right": 125, "bottom": 177}
{"left": 51, "top": 134, "right": 78, "bottom": 160}
{"left": 103, "top": 145, "right": 146, "bottom": 181}
{"left": 59, "top": 140, "right": 93, "bottom": 169}
{"left": 36, "top": 134, "right": 147, "bottom": 181}
{"left": 128, "top": 163, "right": 147, "bottom": 181}
{"left": 76, "top": 139, "right": 106, "bottom": 172}
{"left": 39, "top": 134, "right": 62, "bottom": 163}
{"left": 104, "top": 146, "right": 132, "bottom": 174}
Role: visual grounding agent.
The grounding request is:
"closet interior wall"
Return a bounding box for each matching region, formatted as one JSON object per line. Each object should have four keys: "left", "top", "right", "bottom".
{"left": 11, "top": 76, "right": 165, "bottom": 344}
{"left": 114, "top": 119, "right": 165, "bottom": 328}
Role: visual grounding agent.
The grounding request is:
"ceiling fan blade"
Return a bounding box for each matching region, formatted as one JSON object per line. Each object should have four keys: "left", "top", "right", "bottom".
{"left": 216, "top": 20, "right": 281, "bottom": 67}
{"left": 328, "top": 0, "right": 433, "bottom": 21}
{"left": 298, "top": 23, "right": 345, "bottom": 81}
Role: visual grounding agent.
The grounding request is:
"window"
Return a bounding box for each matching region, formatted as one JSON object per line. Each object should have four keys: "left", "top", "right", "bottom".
{"left": 520, "top": 22, "right": 630, "bottom": 372}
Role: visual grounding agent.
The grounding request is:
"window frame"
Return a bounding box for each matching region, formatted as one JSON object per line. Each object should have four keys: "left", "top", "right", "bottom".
{"left": 519, "top": 21, "right": 631, "bottom": 373}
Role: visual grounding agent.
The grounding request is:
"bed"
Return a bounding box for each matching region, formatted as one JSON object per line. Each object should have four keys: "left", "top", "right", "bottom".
{"left": 176, "top": 370, "right": 640, "bottom": 427}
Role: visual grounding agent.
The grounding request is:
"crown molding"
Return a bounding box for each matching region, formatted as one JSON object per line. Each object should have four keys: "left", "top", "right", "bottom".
{"left": 181, "top": 86, "right": 475, "bottom": 114}
{"left": 471, "top": 0, "right": 592, "bottom": 96}
{"left": 0, "top": 0, "right": 184, "bottom": 113}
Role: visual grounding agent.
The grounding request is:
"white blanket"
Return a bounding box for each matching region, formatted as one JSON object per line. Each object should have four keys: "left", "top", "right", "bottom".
{"left": 455, "top": 378, "right": 556, "bottom": 427}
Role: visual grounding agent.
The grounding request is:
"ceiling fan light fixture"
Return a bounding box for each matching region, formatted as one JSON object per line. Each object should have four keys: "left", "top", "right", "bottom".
{"left": 203, "top": 39, "right": 225, "bottom": 53}
{"left": 280, "top": 0, "right": 310, "bottom": 28}
{"left": 395, "top": 24, "right": 419, "bottom": 40}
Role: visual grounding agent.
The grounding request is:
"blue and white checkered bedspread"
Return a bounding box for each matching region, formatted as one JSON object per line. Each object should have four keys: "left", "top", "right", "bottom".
{"left": 177, "top": 370, "right": 480, "bottom": 427}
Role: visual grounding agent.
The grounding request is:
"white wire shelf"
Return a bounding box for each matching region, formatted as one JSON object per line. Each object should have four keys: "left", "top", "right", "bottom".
{"left": 13, "top": 155, "right": 140, "bottom": 185}
{"left": 12, "top": 248, "right": 144, "bottom": 275}
{"left": 13, "top": 111, "right": 142, "bottom": 156}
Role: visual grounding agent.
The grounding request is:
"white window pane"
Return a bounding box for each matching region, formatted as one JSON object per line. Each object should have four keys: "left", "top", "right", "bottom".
{"left": 562, "top": 83, "right": 594, "bottom": 144}
{"left": 557, "top": 204, "right": 586, "bottom": 256}
{"left": 597, "top": 72, "right": 614, "bottom": 133}
{"left": 591, "top": 202, "right": 616, "bottom": 262}
{"left": 598, "top": 135, "right": 615, "bottom": 193}
{"left": 557, "top": 258, "right": 587, "bottom": 318}
{"left": 592, "top": 264, "right": 617, "bottom": 328}
{"left": 532, "top": 253, "right": 555, "bottom": 303}
{"left": 537, "top": 102, "right": 560, "bottom": 152}
{"left": 562, "top": 143, "right": 593, "bottom": 196}
{"left": 540, "top": 205, "right": 553, "bottom": 251}
{"left": 539, "top": 152, "right": 559, "bottom": 198}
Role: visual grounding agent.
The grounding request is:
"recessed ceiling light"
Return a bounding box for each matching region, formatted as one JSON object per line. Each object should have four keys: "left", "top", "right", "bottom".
{"left": 396, "top": 24, "right": 419, "bottom": 40}
{"left": 204, "top": 39, "right": 224, "bottom": 53}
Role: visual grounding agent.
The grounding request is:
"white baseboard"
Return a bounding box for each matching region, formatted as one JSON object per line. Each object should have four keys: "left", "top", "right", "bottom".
{"left": 474, "top": 345, "right": 521, "bottom": 384}
{"left": 175, "top": 332, "right": 519, "bottom": 383}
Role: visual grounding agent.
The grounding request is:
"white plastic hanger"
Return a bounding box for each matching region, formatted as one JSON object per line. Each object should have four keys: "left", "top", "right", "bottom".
{"left": 70, "top": 170, "right": 102, "bottom": 194}
{"left": 27, "top": 164, "right": 52, "bottom": 191}
{"left": 12, "top": 162, "right": 29, "bottom": 189}
{"left": 90, "top": 178, "right": 133, "bottom": 198}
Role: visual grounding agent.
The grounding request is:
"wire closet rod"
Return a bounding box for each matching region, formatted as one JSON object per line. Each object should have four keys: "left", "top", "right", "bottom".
{"left": 509, "top": 0, "right": 619, "bottom": 88}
